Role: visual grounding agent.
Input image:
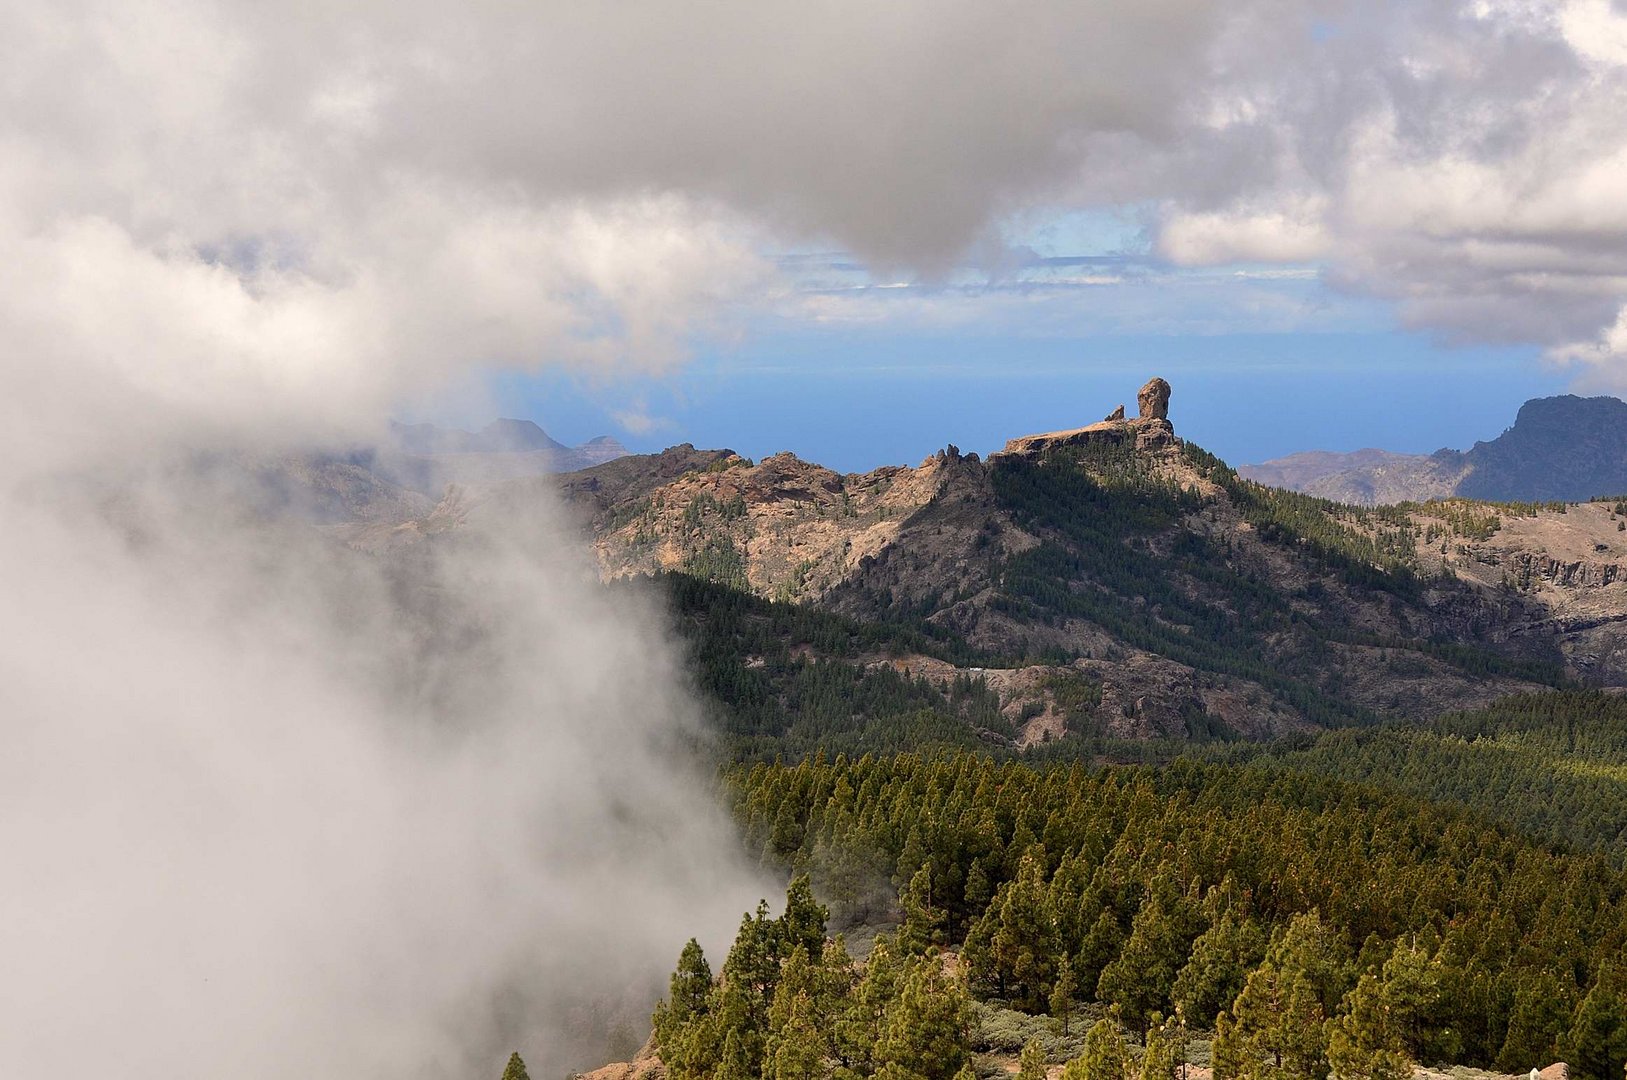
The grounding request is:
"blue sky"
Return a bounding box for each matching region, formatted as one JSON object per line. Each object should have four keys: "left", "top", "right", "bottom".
{"left": 481, "top": 237, "right": 1573, "bottom": 474}
{"left": 491, "top": 326, "right": 1564, "bottom": 474}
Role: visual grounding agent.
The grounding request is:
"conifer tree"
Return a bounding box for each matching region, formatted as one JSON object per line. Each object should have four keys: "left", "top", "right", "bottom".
{"left": 1051, "top": 954, "right": 1079, "bottom": 1034}
{"left": 782, "top": 874, "right": 830, "bottom": 961}
{"left": 875, "top": 957, "right": 974, "bottom": 1080}
{"left": 767, "top": 991, "right": 828, "bottom": 1080}
{"left": 1098, "top": 878, "right": 1194, "bottom": 1032}
{"left": 1172, "top": 911, "right": 1265, "bottom": 1026}
{"left": 901, "top": 864, "right": 947, "bottom": 954}
{"left": 716, "top": 1028, "right": 753, "bottom": 1080}
{"left": 1213, "top": 913, "right": 1347, "bottom": 1080}
{"left": 837, "top": 934, "right": 902, "bottom": 1075}
{"left": 1018, "top": 1038, "right": 1048, "bottom": 1080}
{"left": 966, "top": 849, "right": 1058, "bottom": 1011}
{"left": 653, "top": 939, "right": 717, "bottom": 1080}
{"left": 1326, "top": 973, "right": 1411, "bottom": 1080}
{"left": 1561, "top": 979, "right": 1627, "bottom": 1080}
{"left": 722, "top": 900, "right": 782, "bottom": 1034}
{"left": 1063, "top": 1019, "right": 1128, "bottom": 1080}
{"left": 1139, "top": 1015, "right": 1184, "bottom": 1080}
{"left": 502, "top": 1052, "right": 531, "bottom": 1080}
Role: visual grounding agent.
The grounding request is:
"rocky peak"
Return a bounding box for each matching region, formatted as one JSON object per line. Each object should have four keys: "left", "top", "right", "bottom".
{"left": 1138, "top": 377, "right": 1171, "bottom": 420}
{"left": 995, "top": 376, "right": 1179, "bottom": 458}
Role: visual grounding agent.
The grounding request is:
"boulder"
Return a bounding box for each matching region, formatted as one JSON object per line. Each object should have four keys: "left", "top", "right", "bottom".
{"left": 1138, "top": 377, "right": 1171, "bottom": 420}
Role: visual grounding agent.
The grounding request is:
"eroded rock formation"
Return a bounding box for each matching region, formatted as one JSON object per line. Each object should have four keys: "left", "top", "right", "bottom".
{"left": 1138, "top": 377, "right": 1171, "bottom": 420}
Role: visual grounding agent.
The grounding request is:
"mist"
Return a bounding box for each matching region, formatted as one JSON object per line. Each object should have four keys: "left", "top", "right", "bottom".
{"left": 0, "top": 422, "right": 771, "bottom": 1078}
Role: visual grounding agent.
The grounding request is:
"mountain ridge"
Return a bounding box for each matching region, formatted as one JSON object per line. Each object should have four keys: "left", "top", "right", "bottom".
{"left": 1241, "top": 393, "right": 1627, "bottom": 505}
{"left": 324, "top": 381, "right": 1627, "bottom": 748}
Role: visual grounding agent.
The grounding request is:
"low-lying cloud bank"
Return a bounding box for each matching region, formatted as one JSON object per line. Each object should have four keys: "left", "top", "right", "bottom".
{"left": 0, "top": 435, "right": 767, "bottom": 1078}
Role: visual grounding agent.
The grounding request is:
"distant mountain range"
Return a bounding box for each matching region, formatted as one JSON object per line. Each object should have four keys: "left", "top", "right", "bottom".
{"left": 1241, "top": 394, "right": 1627, "bottom": 505}
{"left": 388, "top": 418, "right": 628, "bottom": 469}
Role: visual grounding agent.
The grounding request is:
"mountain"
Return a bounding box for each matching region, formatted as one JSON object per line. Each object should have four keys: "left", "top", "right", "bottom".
{"left": 376, "top": 418, "right": 629, "bottom": 491}
{"left": 1236, "top": 447, "right": 1463, "bottom": 505}
{"left": 389, "top": 417, "right": 568, "bottom": 455}
{"left": 1240, "top": 393, "right": 1627, "bottom": 504}
{"left": 327, "top": 380, "right": 1627, "bottom": 750}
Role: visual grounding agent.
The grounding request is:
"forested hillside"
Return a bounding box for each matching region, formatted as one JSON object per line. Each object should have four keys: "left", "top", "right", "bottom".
{"left": 611, "top": 682, "right": 1627, "bottom": 1080}
{"left": 1222, "top": 691, "right": 1627, "bottom": 863}
{"left": 646, "top": 745, "right": 1627, "bottom": 1080}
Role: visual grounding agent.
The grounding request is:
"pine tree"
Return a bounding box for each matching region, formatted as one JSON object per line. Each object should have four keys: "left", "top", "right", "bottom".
{"left": 1326, "top": 972, "right": 1411, "bottom": 1080}
{"left": 837, "top": 934, "right": 902, "bottom": 1075}
{"left": 1018, "top": 1038, "right": 1048, "bottom": 1080}
{"left": 967, "top": 849, "right": 1058, "bottom": 1011}
{"left": 1561, "top": 980, "right": 1627, "bottom": 1080}
{"left": 875, "top": 957, "right": 974, "bottom": 1080}
{"left": 1062, "top": 1019, "right": 1128, "bottom": 1080}
{"left": 653, "top": 939, "right": 716, "bottom": 1080}
{"left": 1172, "top": 911, "right": 1265, "bottom": 1026}
{"left": 782, "top": 874, "right": 830, "bottom": 961}
{"left": 1098, "top": 878, "right": 1194, "bottom": 1032}
{"left": 1139, "top": 1016, "right": 1184, "bottom": 1080}
{"left": 900, "top": 865, "right": 947, "bottom": 954}
{"left": 722, "top": 900, "right": 782, "bottom": 1035}
{"left": 1214, "top": 913, "right": 1347, "bottom": 1080}
{"left": 716, "top": 1028, "right": 753, "bottom": 1080}
{"left": 767, "top": 990, "right": 828, "bottom": 1080}
{"left": 1498, "top": 970, "right": 1577, "bottom": 1072}
{"left": 502, "top": 1052, "right": 531, "bottom": 1080}
{"left": 1051, "top": 954, "right": 1079, "bottom": 1035}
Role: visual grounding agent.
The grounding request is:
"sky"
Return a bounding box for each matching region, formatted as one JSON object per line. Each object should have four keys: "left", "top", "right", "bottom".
{"left": 6, "top": 0, "right": 1627, "bottom": 468}
{"left": 487, "top": 279, "right": 1570, "bottom": 474}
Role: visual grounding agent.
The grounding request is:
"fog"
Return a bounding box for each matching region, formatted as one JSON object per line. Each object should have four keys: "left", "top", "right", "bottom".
{"left": 0, "top": 426, "right": 770, "bottom": 1078}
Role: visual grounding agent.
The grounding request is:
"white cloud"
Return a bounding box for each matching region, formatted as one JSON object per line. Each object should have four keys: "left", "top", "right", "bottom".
{"left": 1159, "top": 198, "right": 1332, "bottom": 265}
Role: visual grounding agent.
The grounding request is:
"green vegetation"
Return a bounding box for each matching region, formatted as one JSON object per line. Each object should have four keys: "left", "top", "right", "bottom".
{"left": 634, "top": 436, "right": 1627, "bottom": 1080}
{"left": 1181, "top": 445, "right": 1420, "bottom": 581}
{"left": 651, "top": 573, "right": 1015, "bottom": 758}
{"left": 684, "top": 538, "right": 751, "bottom": 591}
{"left": 1227, "top": 690, "right": 1627, "bottom": 862}
{"left": 653, "top": 876, "right": 975, "bottom": 1080}
{"left": 989, "top": 446, "right": 1371, "bottom": 728}
{"left": 716, "top": 750, "right": 1627, "bottom": 1079}
{"left": 685, "top": 492, "right": 750, "bottom": 528}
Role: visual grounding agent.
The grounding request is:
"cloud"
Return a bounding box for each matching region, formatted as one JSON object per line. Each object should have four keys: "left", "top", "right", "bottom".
{"left": 0, "top": 459, "right": 766, "bottom": 1079}
{"left": 1132, "top": 1, "right": 1627, "bottom": 376}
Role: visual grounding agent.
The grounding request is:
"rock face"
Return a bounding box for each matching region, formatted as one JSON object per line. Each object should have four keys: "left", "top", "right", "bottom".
{"left": 1138, "top": 377, "right": 1171, "bottom": 420}
{"left": 1105, "top": 404, "right": 1126, "bottom": 421}
{"left": 1241, "top": 394, "right": 1627, "bottom": 505}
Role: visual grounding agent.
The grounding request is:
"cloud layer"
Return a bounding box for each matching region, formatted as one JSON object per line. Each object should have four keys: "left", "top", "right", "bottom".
{"left": 8, "top": 0, "right": 1626, "bottom": 391}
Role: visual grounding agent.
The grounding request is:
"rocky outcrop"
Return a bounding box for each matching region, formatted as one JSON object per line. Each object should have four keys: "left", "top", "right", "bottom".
{"left": 996, "top": 378, "right": 1178, "bottom": 458}
{"left": 1138, "top": 377, "right": 1171, "bottom": 420}
{"left": 577, "top": 1039, "right": 665, "bottom": 1080}
{"left": 1470, "top": 549, "right": 1625, "bottom": 589}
